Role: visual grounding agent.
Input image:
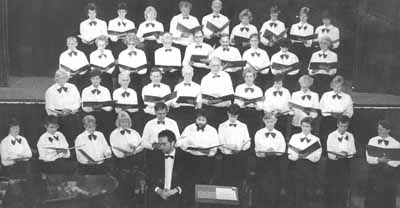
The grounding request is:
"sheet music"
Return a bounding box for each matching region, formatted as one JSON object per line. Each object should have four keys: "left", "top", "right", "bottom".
{"left": 215, "top": 187, "right": 237, "bottom": 201}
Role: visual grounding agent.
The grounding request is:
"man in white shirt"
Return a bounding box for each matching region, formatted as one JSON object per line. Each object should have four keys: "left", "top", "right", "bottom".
{"left": 201, "top": 0, "right": 230, "bottom": 47}
{"left": 45, "top": 70, "right": 81, "bottom": 145}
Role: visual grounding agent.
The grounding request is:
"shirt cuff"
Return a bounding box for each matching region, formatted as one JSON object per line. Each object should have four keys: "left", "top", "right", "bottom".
{"left": 155, "top": 187, "right": 161, "bottom": 193}
{"left": 175, "top": 186, "right": 182, "bottom": 194}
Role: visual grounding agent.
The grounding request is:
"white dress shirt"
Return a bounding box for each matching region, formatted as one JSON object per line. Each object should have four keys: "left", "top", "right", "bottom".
{"left": 234, "top": 83, "right": 263, "bottom": 109}
{"left": 0, "top": 135, "right": 32, "bottom": 166}
{"left": 320, "top": 91, "right": 353, "bottom": 117}
{"left": 154, "top": 46, "right": 182, "bottom": 69}
{"left": 202, "top": 13, "right": 230, "bottom": 39}
{"left": 90, "top": 49, "right": 115, "bottom": 74}
{"left": 288, "top": 132, "right": 322, "bottom": 162}
{"left": 173, "top": 81, "right": 201, "bottom": 107}
{"left": 170, "top": 14, "right": 200, "bottom": 46}
{"left": 263, "top": 86, "right": 291, "bottom": 113}
{"left": 75, "top": 130, "right": 112, "bottom": 164}
{"left": 290, "top": 90, "right": 319, "bottom": 127}
{"left": 59, "top": 49, "right": 89, "bottom": 76}
{"left": 81, "top": 85, "right": 113, "bottom": 112}
{"left": 79, "top": 18, "right": 108, "bottom": 43}
{"left": 108, "top": 17, "right": 135, "bottom": 42}
{"left": 242, "top": 47, "right": 270, "bottom": 74}
{"left": 136, "top": 20, "right": 164, "bottom": 41}
{"left": 260, "top": 19, "right": 286, "bottom": 46}
{"left": 182, "top": 42, "right": 213, "bottom": 68}
{"left": 289, "top": 22, "right": 314, "bottom": 47}
{"left": 366, "top": 136, "right": 400, "bottom": 167}
{"left": 308, "top": 49, "right": 338, "bottom": 75}
{"left": 37, "top": 131, "right": 70, "bottom": 162}
{"left": 209, "top": 46, "right": 242, "bottom": 72}
{"left": 118, "top": 48, "right": 147, "bottom": 75}
{"left": 113, "top": 87, "right": 138, "bottom": 113}
{"left": 142, "top": 117, "right": 180, "bottom": 150}
{"left": 270, "top": 50, "right": 300, "bottom": 75}
{"left": 218, "top": 120, "right": 251, "bottom": 154}
{"left": 178, "top": 123, "right": 219, "bottom": 156}
{"left": 315, "top": 24, "right": 340, "bottom": 49}
{"left": 110, "top": 127, "right": 143, "bottom": 158}
{"left": 254, "top": 128, "right": 286, "bottom": 157}
{"left": 141, "top": 82, "right": 172, "bottom": 115}
{"left": 163, "top": 149, "right": 176, "bottom": 190}
{"left": 200, "top": 71, "right": 234, "bottom": 107}
{"left": 230, "top": 23, "right": 258, "bottom": 45}
{"left": 327, "top": 130, "right": 356, "bottom": 160}
{"left": 45, "top": 83, "right": 81, "bottom": 116}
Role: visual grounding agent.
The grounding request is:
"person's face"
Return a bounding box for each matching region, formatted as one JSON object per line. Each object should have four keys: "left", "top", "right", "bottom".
{"left": 182, "top": 70, "right": 193, "bottom": 81}
{"left": 209, "top": 60, "right": 221, "bottom": 74}
{"left": 281, "top": 47, "right": 288, "bottom": 53}
{"left": 162, "top": 35, "right": 173, "bottom": 47}
{"left": 84, "top": 122, "right": 96, "bottom": 133}
{"left": 119, "top": 76, "right": 130, "bottom": 88}
{"left": 120, "top": 119, "right": 130, "bottom": 129}
{"left": 56, "top": 75, "right": 69, "bottom": 86}
{"left": 91, "top": 76, "right": 101, "bottom": 87}
{"left": 299, "top": 81, "right": 310, "bottom": 89}
{"left": 118, "top": 9, "right": 127, "bottom": 18}
{"left": 196, "top": 116, "right": 207, "bottom": 127}
{"left": 146, "top": 10, "right": 156, "bottom": 20}
{"left": 211, "top": 2, "right": 222, "bottom": 13}
{"left": 337, "top": 122, "right": 349, "bottom": 135}
{"left": 9, "top": 125, "right": 20, "bottom": 136}
{"left": 274, "top": 80, "right": 283, "bottom": 89}
{"left": 46, "top": 123, "right": 59, "bottom": 134}
{"left": 332, "top": 83, "right": 342, "bottom": 93}
{"left": 228, "top": 113, "right": 238, "bottom": 123}
{"left": 270, "top": 13, "right": 278, "bottom": 21}
{"left": 150, "top": 72, "right": 162, "bottom": 83}
{"left": 378, "top": 124, "right": 390, "bottom": 137}
{"left": 180, "top": 5, "right": 191, "bottom": 16}
{"left": 155, "top": 109, "right": 168, "bottom": 120}
{"left": 220, "top": 36, "right": 230, "bottom": 47}
{"left": 88, "top": 10, "right": 97, "bottom": 19}
{"left": 319, "top": 40, "right": 329, "bottom": 50}
{"left": 299, "top": 13, "right": 308, "bottom": 22}
{"left": 264, "top": 118, "right": 277, "bottom": 130}
{"left": 244, "top": 73, "right": 255, "bottom": 85}
{"left": 96, "top": 40, "right": 107, "bottom": 50}
{"left": 194, "top": 32, "right": 204, "bottom": 44}
{"left": 241, "top": 16, "right": 250, "bottom": 25}
{"left": 127, "top": 42, "right": 136, "bottom": 50}
{"left": 301, "top": 122, "right": 312, "bottom": 134}
{"left": 322, "top": 18, "right": 331, "bottom": 25}
{"left": 158, "top": 136, "right": 175, "bottom": 154}
{"left": 67, "top": 40, "right": 78, "bottom": 50}
{"left": 250, "top": 36, "right": 259, "bottom": 48}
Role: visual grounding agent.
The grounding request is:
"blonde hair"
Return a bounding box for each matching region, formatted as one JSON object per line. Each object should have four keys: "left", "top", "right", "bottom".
{"left": 298, "top": 75, "right": 314, "bottom": 86}
{"left": 144, "top": 6, "right": 157, "bottom": 19}
{"left": 239, "top": 9, "right": 253, "bottom": 22}
{"left": 118, "top": 71, "right": 131, "bottom": 84}
{"left": 95, "top": 35, "right": 109, "bottom": 46}
{"left": 242, "top": 68, "right": 257, "bottom": 79}
{"left": 115, "top": 111, "right": 132, "bottom": 128}
{"left": 55, "top": 70, "right": 69, "bottom": 80}
{"left": 83, "top": 115, "right": 96, "bottom": 126}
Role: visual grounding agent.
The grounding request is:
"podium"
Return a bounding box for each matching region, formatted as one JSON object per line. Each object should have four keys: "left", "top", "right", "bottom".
{"left": 195, "top": 184, "right": 239, "bottom": 206}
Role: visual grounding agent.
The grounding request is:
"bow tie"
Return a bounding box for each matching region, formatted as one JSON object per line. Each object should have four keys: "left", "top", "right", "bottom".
{"left": 222, "top": 47, "right": 229, "bottom": 52}
{"left": 300, "top": 137, "right": 311, "bottom": 143}
{"left": 251, "top": 52, "right": 260, "bottom": 57}
{"left": 338, "top": 135, "right": 348, "bottom": 142}
{"left": 146, "top": 22, "right": 155, "bottom": 27}
{"left": 213, "top": 14, "right": 220, "bottom": 18}
{"left": 157, "top": 120, "right": 165, "bottom": 125}
{"left": 118, "top": 21, "right": 127, "bottom": 27}
{"left": 319, "top": 53, "right": 327, "bottom": 59}
{"left": 120, "top": 129, "right": 131, "bottom": 135}
{"left": 165, "top": 48, "right": 172, "bottom": 52}
{"left": 165, "top": 155, "right": 174, "bottom": 159}
{"left": 265, "top": 132, "right": 276, "bottom": 138}
{"left": 301, "top": 94, "right": 311, "bottom": 100}
{"left": 88, "top": 134, "right": 97, "bottom": 141}
{"left": 98, "top": 53, "right": 107, "bottom": 59}
{"left": 48, "top": 136, "right": 59, "bottom": 142}
{"left": 57, "top": 86, "right": 68, "bottom": 93}
{"left": 298, "top": 25, "right": 307, "bottom": 30}
{"left": 280, "top": 54, "right": 289, "bottom": 60}
{"left": 182, "top": 16, "right": 189, "bottom": 20}
{"left": 270, "top": 22, "right": 277, "bottom": 28}
{"left": 11, "top": 137, "right": 22, "bottom": 145}
{"left": 153, "top": 84, "right": 160, "bottom": 88}
{"left": 128, "top": 51, "right": 137, "bottom": 56}
{"left": 212, "top": 74, "right": 220, "bottom": 78}
{"left": 197, "top": 125, "right": 205, "bottom": 131}
{"left": 184, "top": 83, "right": 191, "bottom": 87}
{"left": 91, "top": 88, "right": 101, "bottom": 95}
{"left": 378, "top": 139, "right": 389, "bottom": 146}
{"left": 89, "top": 21, "right": 97, "bottom": 26}
{"left": 229, "top": 123, "right": 237, "bottom": 127}
{"left": 245, "top": 87, "right": 254, "bottom": 93}
{"left": 195, "top": 45, "right": 202, "bottom": 49}
{"left": 121, "top": 91, "right": 130, "bottom": 98}
{"left": 273, "top": 91, "right": 283, "bottom": 96}
{"left": 68, "top": 51, "right": 77, "bottom": 57}
{"left": 332, "top": 94, "right": 342, "bottom": 99}
{"left": 240, "top": 27, "right": 249, "bottom": 32}
{"left": 322, "top": 28, "right": 330, "bottom": 33}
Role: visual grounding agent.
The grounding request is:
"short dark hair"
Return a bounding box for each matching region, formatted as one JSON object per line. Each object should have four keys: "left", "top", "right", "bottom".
{"left": 337, "top": 115, "right": 350, "bottom": 125}
{"left": 8, "top": 117, "right": 19, "bottom": 128}
{"left": 158, "top": 129, "right": 176, "bottom": 143}
{"left": 300, "top": 117, "right": 313, "bottom": 126}
{"left": 273, "top": 74, "right": 285, "bottom": 82}
{"left": 249, "top": 33, "right": 259, "bottom": 40}
{"left": 44, "top": 116, "right": 59, "bottom": 126}
{"left": 195, "top": 109, "right": 208, "bottom": 119}
{"left": 378, "top": 120, "right": 392, "bottom": 130}
{"left": 154, "top": 102, "right": 168, "bottom": 112}
{"left": 150, "top": 67, "right": 162, "bottom": 76}
{"left": 117, "top": 2, "right": 128, "bottom": 10}
{"left": 86, "top": 2, "right": 98, "bottom": 12}
{"left": 227, "top": 104, "right": 240, "bottom": 115}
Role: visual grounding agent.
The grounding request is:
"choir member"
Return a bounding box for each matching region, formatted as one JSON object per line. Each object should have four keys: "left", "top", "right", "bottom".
{"left": 201, "top": 0, "right": 230, "bottom": 47}
{"left": 326, "top": 116, "right": 356, "bottom": 208}
{"left": 136, "top": 6, "right": 164, "bottom": 66}
{"left": 287, "top": 117, "right": 322, "bottom": 208}
{"left": 75, "top": 115, "right": 112, "bottom": 175}
{"left": 218, "top": 104, "right": 251, "bottom": 186}
{"left": 79, "top": 3, "right": 107, "bottom": 56}
{"left": 37, "top": 116, "right": 74, "bottom": 175}
{"left": 260, "top": 5, "right": 287, "bottom": 55}
{"left": 108, "top": 2, "right": 136, "bottom": 56}
{"left": 200, "top": 57, "right": 234, "bottom": 128}
{"left": 263, "top": 75, "right": 292, "bottom": 139}
{"left": 242, "top": 34, "right": 271, "bottom": 91}
{"left": 154, "top": 32, "right": 182, "bottom": 89}
{"left": 45, "top": 70, "right": 81, "bottom": 145}
{"left": 182, "top": 29, "right": 213, "bottom": 84}
{"left": 170, "top": 66, "right": 202, "bottom": 131}
{"left": 230, "top": 9, "right": 258, "bottom": 54}
{"left": 255, "top": 112, "right": 286, "bottom": 208}
{"left": 314, "top": 11, "right": 340, "bottom": 50}
{"left": 59, "top": 36, "right": 90, "bottom": 92}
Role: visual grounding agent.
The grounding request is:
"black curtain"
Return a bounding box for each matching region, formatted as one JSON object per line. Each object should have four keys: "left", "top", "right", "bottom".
{"left": 0, "top": 0, "right": 9, "bottom": 86}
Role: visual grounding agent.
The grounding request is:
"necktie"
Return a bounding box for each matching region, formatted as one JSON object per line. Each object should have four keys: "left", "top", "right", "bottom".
{"left": 338, "top": 135, "right": 348, "bottom": 142}
{"left": 153, "top": 84, "right": 161, "bottom": 88}
{"left": 88, "top": 134, "right": 97, "bottom": 141}
{"left": 251, "top": 52, "right": 260, "bottom": 57}
{"left": 240, "top": 27, "right": 249, "bottom": 32}
{"left": 245, "top": 88, "right": 254, "bottom": 93}
{"left": 265, "top": 132, "right": 276, "bottom": 138}
{"left": 195, "top": 45, "right": 202, "bottom": 49}
{"left": 273, "top": 91, "right": 283, "bottom": 96}
{"left": 118, "top": 21, "right": 127, "bottom": 27}
{"left": 184, "top": 83, "right": 191, "bottom": 87}
{"left": 197, "top": 125, "right": 205, "bottom": 131}
{"left": 378, "top": 139, "right": 389, "bottom": 146}
{"left": 280, "top": 54, "right": 289, "bottom": 60}
{"left": 157, "top": 120, "right": 165, "bottom": 125}
{"left": 302, "top": 95, "right": 311, "bottom": 100}
{"left": 322, "top": 28, "right": 330, "bottom": 33}
{"left": 270, "top": 22, "right": 277, "bottom": 28}
{"left": 92, "top": 89, "right": 101, "bottom": 95}
{"left": 11, "top": 137, "right": 22, "bottom": 145}
{"left": 68, "top": 51, "right": 77, "bottom": 57}
{"left": 89, "top": 21, "right": 97, "bottom": 26}
{"left": 182, "top": 16, "right": 189, "bottom": 20}
{"left": 120, "top": 129, "right": 131, "bottom": 135}
{"left": 222, "top": 47, "right": 229, "bottom": 52}
{"left": 165, "top": 48, "right": 172, "bottom": 52}
{"left": 213, "top": 14, "right": 220, "bottom": 18}
{"left": 229, "top": 123, "right": 237, "bottom": 127}
{"left": 165, "top": 155, "right": 174, "bottom": 159}
{"left": 128, "top": 51, "right": 137, "bottom": 56}
{"left": 121, "top": 91, "right": 130, "bottom": 98}
{"left": 48, "top": 136, "right": 59, "bottom": 143}
{"left": 57, "top": 87, "right": 68, "bottom": 93}
{"left": 332, "top": 94, "right": 342, "bottom": 99}
{"left": 98, "top": 53, "right": 107, "bottom": 59}
{"left": 300, "top": 137, "right": 310, "bottom": 143}
{"left": 146, "top": 22, "right": 155, "bottom": 27}
{"left": 319, "top": 53, "right": 327, "bottom": 59}
{"left": 212, "top": 74, "right": 220, "bottom": 78}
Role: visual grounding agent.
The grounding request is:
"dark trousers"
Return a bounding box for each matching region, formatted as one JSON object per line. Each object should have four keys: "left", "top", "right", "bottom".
{"left": 320, "top": 116, "right": 339, "bottom": 152}
{"left": 150, "top": 191, "right": 183, "bottom": 208}
{"left": 143, "top": 40, "right": 162, "bottom": 67}
{"left": 256, "top": 156, "right": 282, "bottom": 208}
{"left": 41, "top": 158, "right": 77, "bottom": 175}
{"left": 219, "top": 153, "right": 246, "bottom": 187}
{"left": 275, "top": 114, "right": 293, "bottom": 140}
{"left": 78, "top": 162, "right": 110, "bottom": 175}
{"left": 365, "top": 165, "right": 398, "bottom": 208}
{"left": 326, "top": 159, "right": 351, "bottom": 208}
{"left": 238, "top": 108, "right": 264, "bottom": 149}
{"left": 288, "top": 159, "right": 318, "bottom": 208}
{"left": 292, "top": 43, "right": 312, "bottom": 70}
{"left": 3, "top": 161, "right": 31, "bottom": 179}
